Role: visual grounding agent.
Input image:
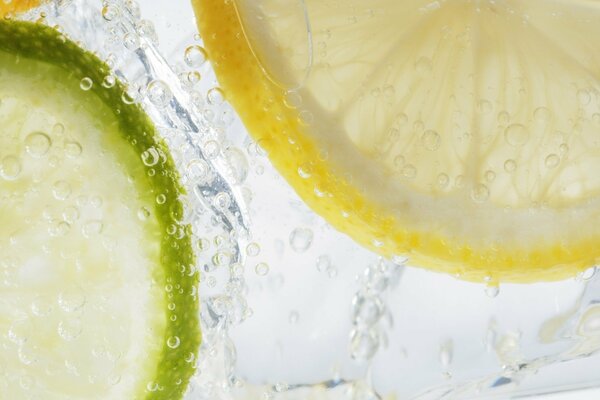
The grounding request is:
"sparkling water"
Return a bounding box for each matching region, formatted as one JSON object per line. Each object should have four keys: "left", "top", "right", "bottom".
{"left": 9, "top": 0, "right": 600, "bottom": 399}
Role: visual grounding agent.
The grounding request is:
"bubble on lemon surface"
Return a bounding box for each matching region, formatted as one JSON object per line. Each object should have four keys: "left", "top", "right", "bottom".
{"left": 289, "top": 227, "right": 313, "bottom": 252}
{"left": 25, "top": 131, "right": 51, "bottom": 157}
{"left": 52, "top": 180, "right": 72, "bottom": 200}
{"left": 64, "top": 140, "right": 83, "bottom": 157}
{"left": 421, "top": 130, "right": 440, "bottom": 151}
{"left": 504, "top": 124, "right": 529, "bottom": 147}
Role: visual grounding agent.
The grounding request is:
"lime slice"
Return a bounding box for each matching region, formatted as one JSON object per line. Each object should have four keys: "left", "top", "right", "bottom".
{"left": 193, "top": 0, "right": 600, "bottom": 283}
{"left": 0, "top": 20, "right": 199, "bottom": 398}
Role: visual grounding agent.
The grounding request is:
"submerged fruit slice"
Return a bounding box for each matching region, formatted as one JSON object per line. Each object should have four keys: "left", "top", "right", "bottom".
{"left": 0, "top": 20, "right": 199, "bottom": 398}
{"left": 0, "top": 0, "right": 39, "bottom": 16}
{"left": 194, "top": 0, "right": 600, "bottom": 283}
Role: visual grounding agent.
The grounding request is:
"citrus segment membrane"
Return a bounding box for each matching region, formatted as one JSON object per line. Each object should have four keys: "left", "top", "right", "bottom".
{"left": 0, "top": 20, "right": 199, "bottom": 398}
{"left": 194, "top": 0, "right": 600, "bottom": 282}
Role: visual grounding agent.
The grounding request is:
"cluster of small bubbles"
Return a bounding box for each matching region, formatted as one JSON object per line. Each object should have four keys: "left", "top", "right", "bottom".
{"left": 207, "top": 87, "right": 225, "bottom": 106}
{"left": 504, "top": 124, "right": 529, "bottom": 146}
{"left": 246, "top": 242, "right": 260, "bottom": 257}
{"left": 255, "top": 262, "right": 270, "bottom": 276}
{"left": 184, "top": 45, "right": 208, "bottom": 68}
{"left": 52, "top": 180, "right": 72, "bottom": 201}
{"left": 141, "top": 147, "right": 160, "bottom": 167}
{"left": 64, "top": 140, "right": 83, "bottom": 157}
{"left": 544, "top": 153, "right": 560, "bottom": 169}
{"left": 147, "top": 80, "right": 172, "bottom": 108}
{"left": 504, "top": 159, "right": 517, "bottom": 173}
{"left": 289, "top": 227, "right": 313, "bottom": 253}
{"left": 137, "top": 206, "right": 151, "bottom": 221}
{"left": 101, "top": 3, "right": 120, "bottom": 21}
{"left": 470, "top": 183, "right": 490, "bottom": 203}
{"left": 25, "top": 131, "right": 51, "bottom": 157}
{"left": 350, "top": 328, "right": 379, "bottom": 361}
{"left": 421, "top": 130, "right": 440, "bottom": 151}
{"left": 79, "top": 77, "right": 93, "bottom": 91}
{"left": 82, "top": 220, "right": 104, "bottom": 237}
{"left": 156, "top": 194, "right": 167, "bottom": 205}
{"left": 1, "top": 155, "right": 22, "bottom": 180}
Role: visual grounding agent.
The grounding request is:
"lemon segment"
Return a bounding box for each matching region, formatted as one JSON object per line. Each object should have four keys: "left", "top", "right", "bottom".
{"left": 193, "top": 0, "right": 600, "bottom": 283}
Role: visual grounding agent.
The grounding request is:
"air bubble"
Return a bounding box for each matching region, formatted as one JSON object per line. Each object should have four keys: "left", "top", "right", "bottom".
{"left": 485, "top": 284, "right": 500, "bottom": 298}
{"left": 224, "top": 148, "right": 248, "bottom": 184}
{"left": 64, "top": 140, "right": 83, "bottom": 157}
{"left": 255, "top": 262, "right": 270, "bottom": 276}
{"left": 316, "top": 255, "right": 331, "bottom": 272}
{"left": 207, "top": 87, "right": 225, "bottom": 106}
{"left": 138, "top": 206, "right": 151, "bottom": 221}
{"left": 504, "top": 159, "right": 517, "bottom": 173}
{"left": 102, "top": 74, "right": 116, "bottom": 88}
{"left": 297, "top": 163, "right": 312, "bottom": 179}
{"left": 147, "top": 80, "right": 172, "bottom": 108}
{"left": 497, "top": 111, "right": 510, "bottom": 124}
{"left": 545, "top": 153, "right": 560, "bottom": 169}
{"left": 25, "top": 131, "right": 51, "bottom": 157}
{"left": 246, "top": 242, "right": 261, "bottom": 257}
{"left": 437, "top": 173, "right": 449, "bottom": 188}
{"left": 504, "top": 124, "right": 529, "bottom": 146}
{"left": 101, "top": 4, "right": 120, "bottom": 20}
{"left": 577, "top": 89, "right": 591, "bottom": 105}
{"left": 401, "top": 164, "right": 417, "bottom": 179}
{"left": 422, "top": 130, "right": 440, "bottom": 151}
{"left": 80, "top": 77, "right": 93, "bottom": 91}
{"left": 1, "top": 155, "right": 21, "bottom": 180}
{"left": 184, "top": 45, "right": 208, "bottom": 68}
{"left": 352, "top": 294, "right": 383, "bottom": 327}
{"left": 477, "top": 99, "right": 492, "bottom": 114}
{"left": 167, "top": 336, "right": 181, "bottom": 349}
{"left": 52, "top": 180, "right": 71, "bottom": 200}
{"left": 289, "top": 227, "right": 314, "bottom": 253}
{"left": 471, "top": 183, "right": 489, "bottom": 203}
{"left": 156, "top": 194, "right": 167, "bottom": 204}
{"left": 58, "top": 319, "right": 82, "bottom": 341}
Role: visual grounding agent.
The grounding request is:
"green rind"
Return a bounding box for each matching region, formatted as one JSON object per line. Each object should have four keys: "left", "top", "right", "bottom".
{"left": 0, "top": 18, "right": 200, "bottom": 399}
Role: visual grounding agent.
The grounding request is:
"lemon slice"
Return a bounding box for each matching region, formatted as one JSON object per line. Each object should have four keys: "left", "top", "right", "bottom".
{"left": 0, "top": 0, "right": 39, "bottom": 16}
{"left": 193, "top": 0, "right": 600, "bottom": 283}
{"left": 0, "top": 20, "right": 199, "bottom": 398}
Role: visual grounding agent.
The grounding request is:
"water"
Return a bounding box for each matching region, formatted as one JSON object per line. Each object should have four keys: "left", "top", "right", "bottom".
{"left": 4, "top": 0, "right": 600, "bottom": 399}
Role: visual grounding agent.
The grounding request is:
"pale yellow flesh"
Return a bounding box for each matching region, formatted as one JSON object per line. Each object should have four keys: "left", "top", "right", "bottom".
{"left": 0, "top": 50, "right": 164, "bottom": 398}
